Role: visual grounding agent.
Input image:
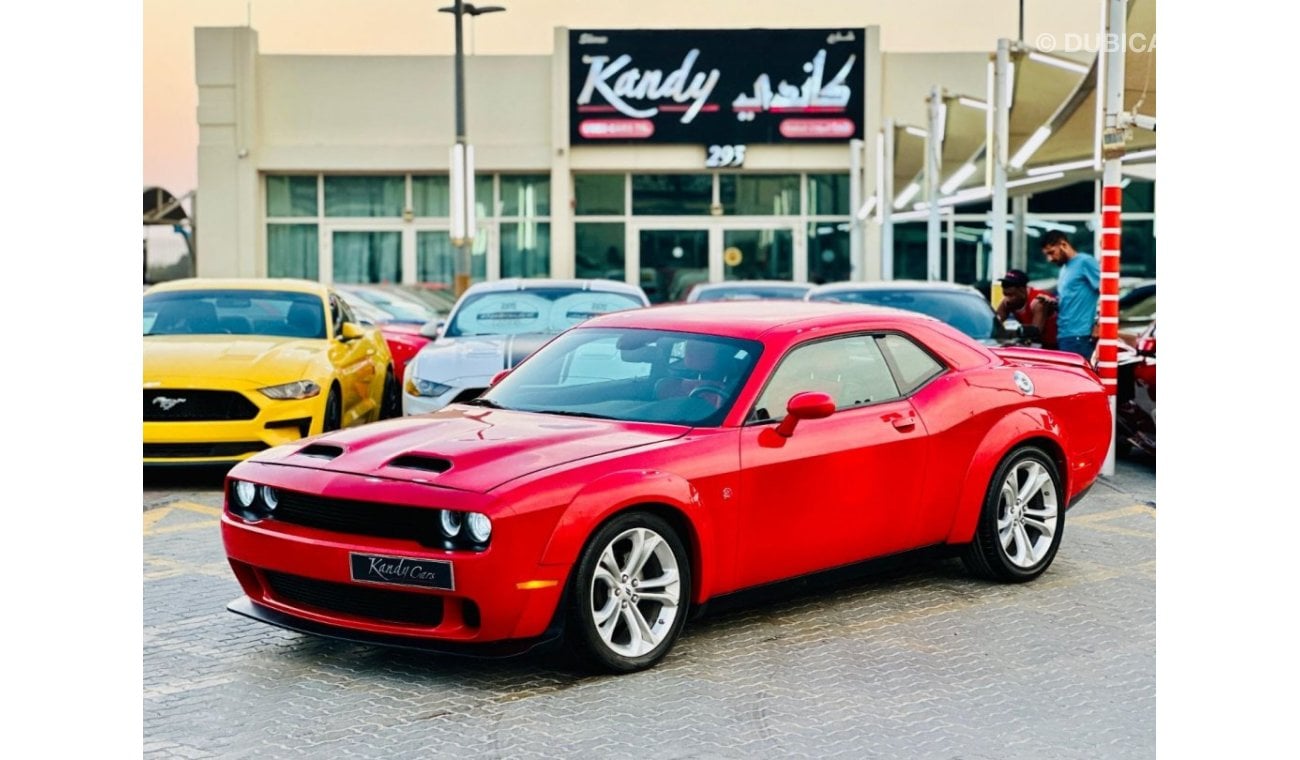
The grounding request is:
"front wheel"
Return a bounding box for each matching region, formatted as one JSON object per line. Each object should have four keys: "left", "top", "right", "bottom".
{"left": 379, "top": 365, "right": 401, "bottom": 419}
{"left": 321, "top": 385, "right": 342, "bottom": 433}
{"left": 566, "top": 512, "right": 691, "bottom": 673}
{"left": 961, "top": 445, "right": 1064, "bottom": 582}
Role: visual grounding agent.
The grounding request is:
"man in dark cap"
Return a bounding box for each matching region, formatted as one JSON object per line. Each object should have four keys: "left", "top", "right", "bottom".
{"left": 996, "top": 268, "right": 1058, "bottom": 349}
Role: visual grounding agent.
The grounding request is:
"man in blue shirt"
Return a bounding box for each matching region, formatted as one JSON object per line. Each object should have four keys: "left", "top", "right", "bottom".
{"left": 1041, "top": 230, "right": 1100, "bottom": 359}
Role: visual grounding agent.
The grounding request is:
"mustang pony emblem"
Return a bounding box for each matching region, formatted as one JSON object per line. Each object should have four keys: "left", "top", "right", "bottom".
{"left": 152, "top": 396, "right": 187, "bottom": 411}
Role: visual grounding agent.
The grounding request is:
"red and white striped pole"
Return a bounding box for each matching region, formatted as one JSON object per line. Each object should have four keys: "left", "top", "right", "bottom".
{"left": 1098, "top": 0, "right": 1127, "bottom": 477}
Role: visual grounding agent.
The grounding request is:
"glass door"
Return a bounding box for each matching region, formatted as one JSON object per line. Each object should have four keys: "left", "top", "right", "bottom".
{"left": 720, "top": 227, "right": 797, "bottom": 283}
{"left": 637, "top": 229, "right": 710, "bottom": 303}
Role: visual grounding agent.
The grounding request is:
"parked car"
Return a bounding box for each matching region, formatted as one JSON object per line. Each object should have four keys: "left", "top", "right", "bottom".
{"left": 143, "top": 278, "right": 399, "bottom": 465}
{"left": 221, "top": 301, "right": 1110, "bottom": 672}
{"left": 333, "top": 284, "right": 442, "bottom": 325}
{"left": 1118, "top": 281, "right": 1155, "bottom": 334}
{"left": 402, "top": 278, "right": 651, "bottom": 415}
{"left": 392, "top": 282, "right": 459, "bottom": 318}
{"left": 1114, "top": 319, "right": 1156, "bottom": 458}
{"left": 805, "top": 280, "right": 1019, "bottom": 345}
{"left": 685, "top": 280, "right": 814, "bottom": 303}
{"left": 334, "top": 288, "right": 434, "bottom": 386}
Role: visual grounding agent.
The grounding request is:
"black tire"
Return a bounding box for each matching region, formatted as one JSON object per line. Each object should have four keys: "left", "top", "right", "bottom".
{"left": 379, "top": 365, "right": 401, "bottom": 420}
{"left": 961, "top": 445, "right": 1064, "bottom": 583}
{"left": 565, "top": 511, "right": 691, "bottom": 673}
{"left": 322, "top": 385, "right": 343, "bottom": 433}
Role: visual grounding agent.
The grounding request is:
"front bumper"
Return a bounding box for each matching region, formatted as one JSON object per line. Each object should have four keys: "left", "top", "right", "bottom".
{"left": 220, "top": 462, "right": 568, "bottom": 647}
{"left": 227, "top": 596, "right": 562, "bottom": 658}
{"left": 144, "top": 392, "right": 323, "bottom": 465}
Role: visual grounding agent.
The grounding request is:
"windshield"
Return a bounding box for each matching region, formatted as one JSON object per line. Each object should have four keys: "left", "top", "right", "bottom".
{"left": 143, "top": 289, "right": 327, "bottom": 338}
{"left": 694, "top": 285, "right": 811, "bottom": 302}
{"left": 482, "top": 327, "right": 763, "bottom": 427}
{"left": 809, "top": 289, "right": 998, "bottom": 340}
{"left": 344, "top": 288, "right": 439, "bottom": 323}
{"left": 444, "top": 289, "right": 645, "bottom": 338}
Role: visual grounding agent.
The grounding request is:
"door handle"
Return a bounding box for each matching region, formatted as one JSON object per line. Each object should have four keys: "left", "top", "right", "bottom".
{"left": 887, "top": 413, "right": 916, "bottom": 431}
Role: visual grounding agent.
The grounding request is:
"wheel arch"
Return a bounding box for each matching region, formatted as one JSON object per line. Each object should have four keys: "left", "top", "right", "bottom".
{"left": 945, "top": 410, "right": 1068, "bottom": 545}
{"left": 538, "top": 470, "right": 713, "bottom": 606}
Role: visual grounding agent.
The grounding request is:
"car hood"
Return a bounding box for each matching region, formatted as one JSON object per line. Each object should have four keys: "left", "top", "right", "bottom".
{"left": 407, "top": 333, "right": 554, "bottom": 383}
{"left": 251, "top": 406, "right": 689, "bottom": 493}
{"left": 144, "top": 335, "right": 320, "bottom": 385}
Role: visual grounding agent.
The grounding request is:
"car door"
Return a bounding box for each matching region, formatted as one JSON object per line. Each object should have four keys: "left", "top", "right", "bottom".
{"left": 735, "top": 333, "right": 930, "bottom": 590}
{"left": 327, "top": 293, "right": 380, "bottom": 424}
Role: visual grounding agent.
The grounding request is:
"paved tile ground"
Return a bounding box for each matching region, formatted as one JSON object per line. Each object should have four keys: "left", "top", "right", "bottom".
{"left": 144, "top": 458, "right": 1155, "bottom": 759}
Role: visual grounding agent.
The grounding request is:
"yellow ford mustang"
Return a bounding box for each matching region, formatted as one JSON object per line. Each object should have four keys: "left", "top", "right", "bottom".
{"left": 144, "top": 278, "right": 398, "bottom": 465}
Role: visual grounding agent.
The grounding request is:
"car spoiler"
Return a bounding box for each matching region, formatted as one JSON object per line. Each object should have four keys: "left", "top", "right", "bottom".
{"left": 991, "top": 346, "right": 1095, "bottom": 374}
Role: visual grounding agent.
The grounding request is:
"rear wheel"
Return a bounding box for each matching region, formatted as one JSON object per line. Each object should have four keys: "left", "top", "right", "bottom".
{"left": 962, "top": 445, "right": 1063, "bottom": 582}
{"left": 566, "top": 512, "right": 690, "bottom": 673}
{"left": 379, "top": 365, "right": 401, "bottom": 419}
{"left": 322, "top": 385, "right": 342, "bottom": 432}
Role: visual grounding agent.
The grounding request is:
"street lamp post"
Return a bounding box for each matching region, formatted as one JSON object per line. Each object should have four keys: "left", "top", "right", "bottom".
{"left": 438, "top": 1, "right": 504, "bottom": 296}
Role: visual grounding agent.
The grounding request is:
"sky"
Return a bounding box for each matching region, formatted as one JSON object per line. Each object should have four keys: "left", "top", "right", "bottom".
{"left": 143, "top": 0, "right": 1103, "bottom": 195}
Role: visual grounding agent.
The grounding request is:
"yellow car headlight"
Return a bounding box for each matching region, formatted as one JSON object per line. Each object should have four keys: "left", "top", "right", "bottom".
{"left": 258, "top": 380, "right": 321, "bottom": 400}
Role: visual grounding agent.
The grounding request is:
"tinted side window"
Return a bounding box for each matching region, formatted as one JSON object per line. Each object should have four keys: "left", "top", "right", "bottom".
{"left": 750, "top": 335, "right": 900, "bottom": 422}
{"left": 879, "top": 334, "right": 944, "bottom": 394}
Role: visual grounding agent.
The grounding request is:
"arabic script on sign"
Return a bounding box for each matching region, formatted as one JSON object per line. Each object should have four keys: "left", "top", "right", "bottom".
{"left": 731, "top": 49, "right": 856, "bottom": 122}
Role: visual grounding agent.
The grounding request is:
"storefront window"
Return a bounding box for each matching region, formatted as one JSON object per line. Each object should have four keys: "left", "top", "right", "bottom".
{"left": 324, "top": 176, "right": 404, "bottom": 217}
{"left": 500, "top": 175, "right": 550, "bottom": 217}
{"left": 719, "top": 174, "right": 799, "bottom": 215}
{"left": 576, "top": 223, "right": 626, "bottom": 281}
{"left": 501, "top": 222, "right": 551, "bottom": 278}
{"left": 412, "top": 175, "right": 451, "bottom": 217}
{"left": 332, "top": 231, "right": 402, "bottom": 283}
{"left": 1123, "top": 180, "right": 1155, "bottom": 213}
{"left": 807, "top": 174, "right": 850, "bottom": 216}
{"left": 266, "top": 176, "right": 317, "bottom": 217}
{"left": 474, "top": 175, "right": 495, "bottom": 218}
{"left": 1028, "top": 181, "right": 1094, "bottom": 213}
{"left": 632, "top": 174, "right": 712, "bottom": 215}
{"left": 267, "top": 224, "right": 318, "bottom": 279}
{"left": 575, "top": 175, "right": 625, "bottom": 215}
{"left": 417, "top": 231, "right": 455, "bottom": 286}
{"left": 807, "top": 222, "right": 851, "bottom": 284}
{"left": 1120, "top": 219, "right": 1156, "bottom": 278}
{"left": 892, "top": 222, "right": 929, "bottom": 281}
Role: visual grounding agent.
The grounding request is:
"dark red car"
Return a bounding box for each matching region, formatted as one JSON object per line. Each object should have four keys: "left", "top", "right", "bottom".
{"left": 1115, "top": 320, "right": 1156, "bottom": 458}
{"left": 221, "top": 302, "right": 1111, "bottom": 672}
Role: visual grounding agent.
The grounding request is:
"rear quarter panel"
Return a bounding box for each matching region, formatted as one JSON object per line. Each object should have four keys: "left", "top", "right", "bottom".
{"left": 909, "top": 362, "right": 1110, "bottom": 546}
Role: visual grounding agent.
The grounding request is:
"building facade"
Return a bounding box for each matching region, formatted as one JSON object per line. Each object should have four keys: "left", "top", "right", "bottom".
{"left": 194, "top": 26, "right": 1153, "bottom": 299}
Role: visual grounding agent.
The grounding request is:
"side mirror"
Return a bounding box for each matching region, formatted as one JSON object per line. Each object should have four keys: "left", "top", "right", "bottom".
{"left": 339, "top": 322, "right": 365, "bottom": 341}
{"left": 489, "top": 369, "right": 510, "bottom": 388}
{"left": 420, "top": 319, "right": 446, "bottom": 339}
{"left": 774, "top": 391, "right": 836, "bottom": 438}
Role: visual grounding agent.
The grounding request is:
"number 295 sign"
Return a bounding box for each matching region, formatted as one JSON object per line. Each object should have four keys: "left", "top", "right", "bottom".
{"left": 706, "top": 145, "right": 746, "bottom": 168}
{"left": 571, "top": 29, "right": 865, "bottom": 145}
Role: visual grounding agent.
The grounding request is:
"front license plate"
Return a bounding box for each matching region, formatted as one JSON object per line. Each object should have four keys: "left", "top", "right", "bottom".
{"left": 349, "top": 553, "right": 454, "bottom": 591}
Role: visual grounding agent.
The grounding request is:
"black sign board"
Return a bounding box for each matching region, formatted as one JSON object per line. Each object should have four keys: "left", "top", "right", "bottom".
{"left": 350, "top": 552, "right": 454, "bottom": 591}
{"left": 570, "top": 29, "right": 866, "bottom": 145}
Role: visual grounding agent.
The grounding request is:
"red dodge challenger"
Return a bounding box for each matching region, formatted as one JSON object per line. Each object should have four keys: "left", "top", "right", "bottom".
{"left": 222, "top": 302, "right": 1111, "bottom": 672}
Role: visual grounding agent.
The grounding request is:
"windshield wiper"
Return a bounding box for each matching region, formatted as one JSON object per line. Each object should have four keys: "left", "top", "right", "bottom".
{"left": 544, "top": 410, "right": 616, "bottom": 420}
{"left": 464, "top": 397, "right": 507, "bottom": 409}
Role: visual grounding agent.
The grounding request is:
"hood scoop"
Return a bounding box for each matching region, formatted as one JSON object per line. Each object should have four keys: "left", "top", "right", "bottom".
{"left": 388, "top": 454, "right": 453, "bottom": 474}
{"left": 298, "top": 443, "right": 344, "bottom": 460}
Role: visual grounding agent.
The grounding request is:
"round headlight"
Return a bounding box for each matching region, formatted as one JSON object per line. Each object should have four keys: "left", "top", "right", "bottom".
{"left": 260, "top": 485, "right": 278, "bottom": 512}
{"left": 440, "top": 509, "right": 463, "bottom": 538}
{"left": 234, "top": 480, "right": 256, "bottom": 508}
{"left": 466, "top": 512, "right": 492, "bottom": 544}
